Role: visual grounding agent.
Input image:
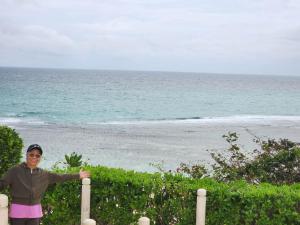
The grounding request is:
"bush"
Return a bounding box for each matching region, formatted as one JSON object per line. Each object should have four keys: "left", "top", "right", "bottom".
{"left": 177, "top": 132, "right": 300, "bottom": 185}
{"left": 0, "top": 125, "right": 23, "bottom": 177}
{"left": 42, "top": 166, "right": 300, "bottom": 225}
{"left": 248, "top": 139, "right": 300, "bottom": 184}
{"left": 51, "top": 152, "right": 90, "bottom": 170}
{"left": 64, "top": 152, "right": 84, "bottom": 167}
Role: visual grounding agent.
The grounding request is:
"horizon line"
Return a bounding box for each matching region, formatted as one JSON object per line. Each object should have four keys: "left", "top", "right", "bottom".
{"left": 0, "top": 65, "right": 298, "bottom": 78}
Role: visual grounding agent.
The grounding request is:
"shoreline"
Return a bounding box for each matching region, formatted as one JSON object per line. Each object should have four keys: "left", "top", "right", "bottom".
{"left": 2, "top": 118, "right": 300, "bottom": 172}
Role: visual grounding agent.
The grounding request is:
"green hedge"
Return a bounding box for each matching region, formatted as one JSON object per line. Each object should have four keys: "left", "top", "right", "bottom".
{"left": 42, "top": 166, "right": 300, "bottom": 225}
{"left": 0, "top": 125, "right": 23, "bottom": 177}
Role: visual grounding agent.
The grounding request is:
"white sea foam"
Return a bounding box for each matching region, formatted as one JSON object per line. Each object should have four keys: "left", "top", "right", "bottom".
{"left": 196, "top": 115, "right": 300, "bottom": 124}
{"left": 87, "top": 115, "right": 300, "bottom": 126}
{"left": 2, "top": 115, "right": 300, "bottom": 127}
{"left": 0, "top": 117, "right": 23, "bottom": 124}
{"left": 0, "top": 117, "right": 46, "bottom": 126}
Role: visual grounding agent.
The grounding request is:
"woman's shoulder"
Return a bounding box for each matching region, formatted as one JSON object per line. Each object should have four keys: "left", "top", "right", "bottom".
{"left": 4, "top": 163, "right": 22, "bottom": 175}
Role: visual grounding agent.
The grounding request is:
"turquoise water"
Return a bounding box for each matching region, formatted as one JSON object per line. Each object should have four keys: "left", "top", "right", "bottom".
{"left": 1, "top": 67, "right": 300, "bottom": 125}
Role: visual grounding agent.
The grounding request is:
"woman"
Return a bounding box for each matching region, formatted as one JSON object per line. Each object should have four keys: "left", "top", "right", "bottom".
{"left": 0, "top": 144, "right": 90, "bottom": 225}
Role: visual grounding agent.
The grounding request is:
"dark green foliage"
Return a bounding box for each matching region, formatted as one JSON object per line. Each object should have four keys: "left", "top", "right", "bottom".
{"left": 211, "top": 132, "right": 249, "bottom": 182}
{"left": 248, "top": 139, "right": 300, "bottom": 184}
{"left": 177, "top": 132, "right": 300, "bottom": 185}
{"left": 0, "top": 125, "right": 23, "bottom": 177}
{"left": 42, "top": 166, "right": 300, "bottom": 225}
{"left": 212, "top": 133, "right": 300, "bottom": 184}
{"left": 42, "top": 180, "right": 82, "bottom": 225}
{"left": 64, "top": 152, "right": 84, "bottom": 168}
{"left": 52, "top": 152, "right": 89, "bottom": 169}
{"left": 176, "top": 162, "right": 208, "bottom": 179}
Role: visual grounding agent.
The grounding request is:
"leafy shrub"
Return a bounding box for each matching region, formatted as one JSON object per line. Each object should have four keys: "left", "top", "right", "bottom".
{"left": 177, "top": 132, "right": 300, "bottom": 184}
{"left": 64, "top": 152, "right": 84, "bottom": 167}
{"left": 176, "top": 162, "right": 208, "bottom": 179}
{"left": 52, "top": 152, "right": 89, "bottom": 169}
{"left": 248, "top": 138, "right": 300, "bottom": 184}
{"left": 42, "top": 166, "right": 300, "bottom": 225}
{"left": 0, "top": 125, "right": 23, "bottom": 177}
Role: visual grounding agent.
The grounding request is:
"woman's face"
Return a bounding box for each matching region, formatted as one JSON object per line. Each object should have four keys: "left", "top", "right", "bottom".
{"left": 26, "top": 149, "right": 42, "bottom": 168}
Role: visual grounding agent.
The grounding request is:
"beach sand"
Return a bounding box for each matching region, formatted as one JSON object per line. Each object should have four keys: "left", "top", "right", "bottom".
{"left": 5, "top": 118, "right": 300, "bottom": 172}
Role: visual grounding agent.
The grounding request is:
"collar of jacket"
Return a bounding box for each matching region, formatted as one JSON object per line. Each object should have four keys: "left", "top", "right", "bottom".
{"left": 20, "top": 162, "right": 41, "bottom": 171}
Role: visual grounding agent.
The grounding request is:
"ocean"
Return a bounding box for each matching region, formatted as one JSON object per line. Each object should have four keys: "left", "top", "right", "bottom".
{"left": 1, "top": 67, "right": 300, "bottom": 171}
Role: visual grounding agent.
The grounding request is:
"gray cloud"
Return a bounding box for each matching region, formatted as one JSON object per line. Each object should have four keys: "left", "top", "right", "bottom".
{"left": 1, "top": 0, "right": 300, "bottom": 75}
{"left": 0, "top": 24, "right": 75, "bottom": 56}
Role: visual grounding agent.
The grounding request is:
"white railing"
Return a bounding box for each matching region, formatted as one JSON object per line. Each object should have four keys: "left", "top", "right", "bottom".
{"left": 81, "top": 178, "right": 92, "bottom": 224}
{"left": 82, "top": 218, "right": 96, "bottom": 225}
{"left": 138, "top": 217, "right": 150, "bottom": 225}
{"left": 196, "top": 189, "right": 207, "bottom": 225}
{"left": 81, "top": 178, "right": 97, "bottom": 225}
{"left": 0, "top": 194, "right": 8, "bottom": 225}
{"left": 0, "top": 178, "right": 207, "bottom": 225}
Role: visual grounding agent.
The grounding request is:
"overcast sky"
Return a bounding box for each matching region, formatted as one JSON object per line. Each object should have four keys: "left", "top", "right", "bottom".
{"left": 1, "top": 0, "right": 300, "bottom": 75}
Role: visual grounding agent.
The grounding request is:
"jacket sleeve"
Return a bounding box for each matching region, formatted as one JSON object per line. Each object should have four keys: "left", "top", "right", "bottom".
{"left": 0, "top": 168, "right": 13, "bottom": 191}
{"left": 47, "top": 172, "right": 80, "bottom": 185}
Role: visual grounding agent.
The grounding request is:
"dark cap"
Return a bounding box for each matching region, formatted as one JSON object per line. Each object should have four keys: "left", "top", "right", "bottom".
{"left": 27, "top": 144, "right": 43, "bottom": 155}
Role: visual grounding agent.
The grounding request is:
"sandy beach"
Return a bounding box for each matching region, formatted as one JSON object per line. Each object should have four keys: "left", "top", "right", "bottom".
{"left": 4, "top": 118, "right": 300, "bottom": 172}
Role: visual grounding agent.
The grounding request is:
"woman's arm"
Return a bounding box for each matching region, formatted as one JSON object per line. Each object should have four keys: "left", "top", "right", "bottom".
{"left": 47, "top": 169, "right": 90, "bottom": 185}
{"left": 0, "top": 169, "right": 13, "bottom": 191}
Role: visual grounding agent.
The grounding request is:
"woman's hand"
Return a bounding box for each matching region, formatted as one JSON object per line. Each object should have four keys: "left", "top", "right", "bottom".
{"left": 79, "top": 169, "right": 91, "bottom": 179}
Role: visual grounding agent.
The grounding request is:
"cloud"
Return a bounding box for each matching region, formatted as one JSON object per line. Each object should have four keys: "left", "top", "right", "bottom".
{"left": 0, "top": 0, "right": 300, "bottom": 74}
{"left": 0, "top": 24, "right": 75, "bottom": 56}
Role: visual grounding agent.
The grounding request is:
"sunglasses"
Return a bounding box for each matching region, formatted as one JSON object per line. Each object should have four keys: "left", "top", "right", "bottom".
{"left": 28, "top": 153, "right": 41, "bottom": 159}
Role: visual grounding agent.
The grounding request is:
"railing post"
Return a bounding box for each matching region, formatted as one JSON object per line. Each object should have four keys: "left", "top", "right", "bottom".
{"left": 196, "top": 189, "right": 206, "bottom": 225}
{"left": 0, "top": 194, "right": 8, "bottom": 225}
{"left": 83, "top": 219, "right": 96, "bottom": 225}
{"left": 81, "top": 178, "right": 91, "bottom": 225}
{"left": 138, "top": 217, "right": 150, "bottom": 225}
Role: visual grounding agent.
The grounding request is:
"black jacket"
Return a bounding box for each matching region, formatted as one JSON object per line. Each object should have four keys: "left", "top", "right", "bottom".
{"left": 0, "top": 162, "right": 79, "bottom": 205}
